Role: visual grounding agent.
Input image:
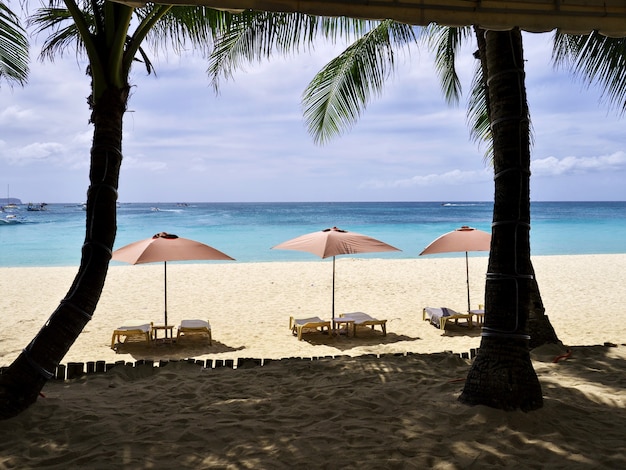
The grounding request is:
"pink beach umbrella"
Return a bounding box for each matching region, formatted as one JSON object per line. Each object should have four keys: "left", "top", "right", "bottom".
{"left": 419, "top": 226, "right": 491, "bottom": 313}
{"left": 112, "top": 232, "right": 234, "bottom": 325}
{"left": 272, "top": 227, "right": 401, "bottom": 329}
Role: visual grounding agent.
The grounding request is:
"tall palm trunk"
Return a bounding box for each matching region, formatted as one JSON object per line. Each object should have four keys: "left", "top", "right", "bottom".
{"left": 0, "top": 87, "right": 126, "bottom": 419}
{"left": 459, "top": 28, "right": 542, "bottom": 411}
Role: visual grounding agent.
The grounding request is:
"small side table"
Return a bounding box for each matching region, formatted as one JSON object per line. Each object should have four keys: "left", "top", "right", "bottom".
{"left": 333, "top": 318, "right": 355, "bottom": 337}
{"left": 152, "top": 325, "right": 174, "bottom": 342}
{"left": 469, "top": 309, "right": 484, "bottom": 327}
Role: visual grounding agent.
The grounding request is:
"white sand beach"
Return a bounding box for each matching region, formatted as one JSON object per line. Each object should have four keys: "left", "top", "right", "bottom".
{"left": 0, "top": 254, "right": 625, "bottom": 468}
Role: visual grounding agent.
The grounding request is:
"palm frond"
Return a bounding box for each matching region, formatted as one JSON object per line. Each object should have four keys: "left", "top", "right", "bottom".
{"left": 208, "top": 12, "right": 321, "bottom": 89}
{"left": 302, "top": 20, "right": 419, "bottom": 144}
{"left": 29, "top": 7, "right": 86, "bottom": 61}
{"left": 467, "top": 59, "right": 493, "bottom": 160}
{"left": 552, "top": 32, "right": 626, "bottom": 114}
{"left": 0, "top": 2, "right": 29, "bottom": 85}
{"left": 139, "top": 6, "right": 231, "bottom": 55}
{"left": 425, "top": 24, "right": 472, "bottom": 105}
{"left": 208, "top": 12, "right": 374, "bottom": 91}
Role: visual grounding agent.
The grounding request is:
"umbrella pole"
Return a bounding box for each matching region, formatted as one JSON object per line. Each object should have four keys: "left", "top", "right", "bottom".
{"left": 332, "top": 256, "right": 336, "bottom": 331}
{"left": 164, "top": 261, "right": 168, "bottom": 326}
{"left": 465, "top": 251, "right": 470, "bottom": 312}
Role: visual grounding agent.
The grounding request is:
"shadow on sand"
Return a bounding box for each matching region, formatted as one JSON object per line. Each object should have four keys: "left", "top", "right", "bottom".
{"left": 300, "top": 328, "right": 420, "bottom": 351}
{"left": 440, "top": 323, "right": 483, "bottom": 338}
{"left": 113, "top": 338, "right": 244, "bottom": 361}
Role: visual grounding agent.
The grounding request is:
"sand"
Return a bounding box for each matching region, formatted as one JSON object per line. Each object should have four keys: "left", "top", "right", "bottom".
{"left": 0, "top": 254, "right": 625, "bottom": 468}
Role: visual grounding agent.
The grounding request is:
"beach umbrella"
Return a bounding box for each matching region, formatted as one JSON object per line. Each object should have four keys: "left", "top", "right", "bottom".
{"left": 112, "top": 232, "right": 234, "bottom": 325}
{"left": 272, "top": 227, "right": 401, "bottom": 329}
{"left": 419, "top": 226, "right": 491, "bottom": 313}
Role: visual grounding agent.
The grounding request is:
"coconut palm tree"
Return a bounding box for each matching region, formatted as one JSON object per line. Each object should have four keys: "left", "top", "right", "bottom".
{"left": 457, "top": 27, "right": 542, "bottom": 410}
{"left": 0, "top": 0, "right": 237, "bottom": 419}
{"left": 0, "top": 1, "right": 29, "bottom": 86}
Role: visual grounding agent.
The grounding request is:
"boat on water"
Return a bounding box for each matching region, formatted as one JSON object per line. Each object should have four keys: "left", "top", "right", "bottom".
{"left": 27, "top": 202, "right": 48, "bottom": 211}
{"left": 0, "top": 214, "right": 22, "bottom": 224}
{"left": 2, "top": 185, "right": 21, "bottom": 210}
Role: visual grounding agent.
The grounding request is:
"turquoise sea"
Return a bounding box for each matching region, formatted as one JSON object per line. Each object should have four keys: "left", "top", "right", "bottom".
{"left": 1, "top": 201, "right": 625, "bottom": 267}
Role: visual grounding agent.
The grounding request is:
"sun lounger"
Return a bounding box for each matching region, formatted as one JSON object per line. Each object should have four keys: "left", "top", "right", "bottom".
{"left": 423, "top": 307, "right": 473, "bottom": 330}
{"left": 176, "top": 319, "right": 212, "bottom": 345}
{"left": 290, "top": 316, "right": 331, "bottom": 340}
{"left": 469, "top": 308, "right": 485, "bottom": 326}
{"left": 110, "top": 323, "right": 152, "bottom": 349}
{"left": 340, "top": 312, "right": 387, "bottom": 336}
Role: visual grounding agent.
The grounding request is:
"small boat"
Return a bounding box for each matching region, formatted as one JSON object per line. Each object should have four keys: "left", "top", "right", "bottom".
{"left": 27, "top": 202, "right": 48, "bottom": 211}
{"left": 3, "top": 185, "right": 20, "bottom": 210}
{"left": 0, "top": 214, "right": 22, "bottom": 224}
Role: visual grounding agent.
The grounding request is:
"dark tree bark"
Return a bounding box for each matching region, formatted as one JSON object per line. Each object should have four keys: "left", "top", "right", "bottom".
{"left": 0, "top": 87, "right": 127, "bottom": 419}
{"left": 459, "top": 28, "right": 542, "bottom": 411}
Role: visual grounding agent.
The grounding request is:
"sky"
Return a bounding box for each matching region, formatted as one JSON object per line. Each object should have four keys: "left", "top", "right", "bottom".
{"left": 1, "top": 25, "right": 625, "bottom": 203}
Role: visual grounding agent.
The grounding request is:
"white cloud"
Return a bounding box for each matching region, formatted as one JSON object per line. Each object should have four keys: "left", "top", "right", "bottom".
{"left": 362, "top": 168, "right": 492, "bottom": 189}
{"left": 121, "top": 154, "right": 169, "bottom": 172}
{"left": 72, "top": 130, "right": 93, "bottom": 146}
{"left": 0, "top": 105, "right": 35, "bottom": 125}
{"left": 532, "top": 151, "right": 626, "bottom": 176}
{"left": 3, "top": 142, "right": 65, "bottom": 165}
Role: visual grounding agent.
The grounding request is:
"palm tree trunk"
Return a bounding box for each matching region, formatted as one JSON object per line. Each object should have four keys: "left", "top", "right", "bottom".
{"left": 459, "top": 28, "right": 542, "bottom": 411}
{"left": 0, "top": 87, "right": 126, "bottom": 419}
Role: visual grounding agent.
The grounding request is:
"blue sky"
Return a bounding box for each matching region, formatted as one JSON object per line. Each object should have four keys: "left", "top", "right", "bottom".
{"left": 1, "top": 29, "right": 625, "bottom": 203}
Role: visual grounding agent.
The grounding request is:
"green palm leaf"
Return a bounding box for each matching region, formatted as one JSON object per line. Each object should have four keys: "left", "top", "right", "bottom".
{"left": 425, "top": 24, "right": 472, "bottom": 105}
{"left": 553, "top": 32, "right": 626, "bottom": 114}
{"left": 302, "top": 20, "right": 418, "bottom": 144}
{"left": 208, "top": 12, "right": 368, "bottom": 91}
{"left": 0, "top": 2, "right": 29, "bottom": 86}
{"left": 467, "top": 54, "right": 493, "bottom": 159}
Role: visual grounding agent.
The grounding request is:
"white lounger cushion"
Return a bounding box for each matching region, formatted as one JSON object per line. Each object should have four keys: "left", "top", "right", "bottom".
{"left": 117, "top": 323, "right": 151, "bottom": 332}
{"left": 180, "top": 320, "right": 210, "bottom": 329}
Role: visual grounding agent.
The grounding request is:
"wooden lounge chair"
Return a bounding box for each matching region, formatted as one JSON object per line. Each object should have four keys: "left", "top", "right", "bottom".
{"left": 176, "top": 319, "right": 212, "bottom": 345}
{"left": 423, "top": 307, "right": 473, "bottom": 330}
{"left": 111, "top": 323, "right": 152, "bottom": 349}
{"left": 340, "top": 312, "right": 387, "bottom": 336}
{"left": 469, "top": 307, "right": 485, "bottom": 326}
{"left": 289, "top": 316, "right": 331, "bottom": 340}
